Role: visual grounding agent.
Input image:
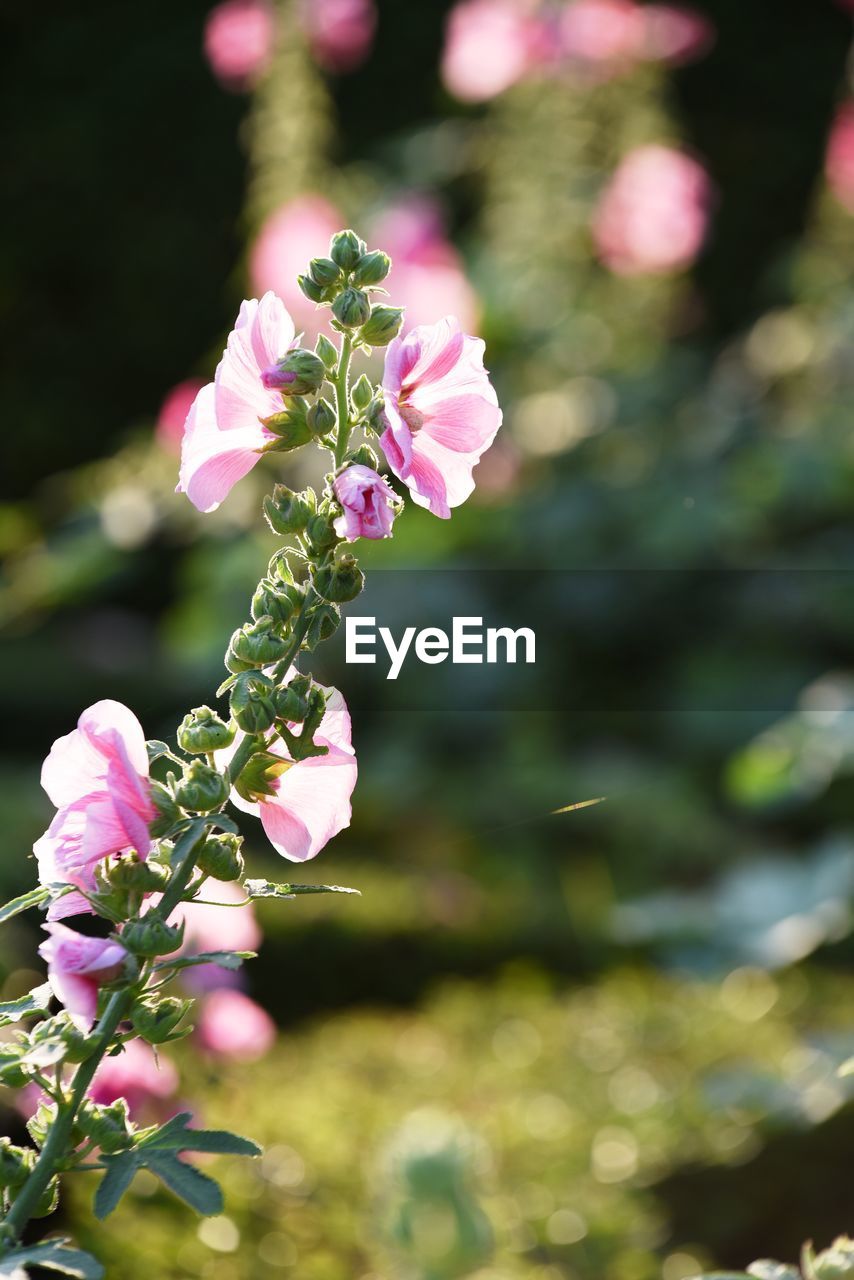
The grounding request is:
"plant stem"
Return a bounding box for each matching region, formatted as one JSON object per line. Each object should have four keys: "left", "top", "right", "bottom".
{"left": 333, "top": 333, "right": 353, "bottom": 468}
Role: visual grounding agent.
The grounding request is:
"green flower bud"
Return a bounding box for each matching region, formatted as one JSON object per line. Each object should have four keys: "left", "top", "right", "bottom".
{"left": 233, "top": 750, "right": 292, "bottom": 804}
{"left": 226, "top": 619, "right": 290, "bottom": 672}
{"left": 107, "top": 856, "right": 171, "bottom": 894}
{"left": 353, "top": 250, "right": 391, "bottom": 287}
{"left": 0, "top": 1140, "right": 33, "bottom": 1189}
{"left": 315, "top": 333, "right": 338, "bottom": 370}
{"left": 275, "top": 675, "right": 312, "bottom": 723}
{"left": 177, "top": 706, "right": 235, "bottom": 755}
{"left": 309, "top": 256, "right": 342, "bottom": 287}
{"left": 263, "top": 484, "right": 314, "bottom": 536}
{"left": 251, "top": 578, "right": 304, "bottom": 626}
{"left": 122, "top": 916, "right": 184, "bottom": 958}
{"left": 360, "top": 305, "right": 405, "bottom": 347}
{"left": 261, "top": 347, "right": 326, "bottom": 397}
{"left": 330, "top": 229, "right": 365, "bottom": 271}
{"left": 27, "top": 1100, "right": 58, "bottom": 1149}
{"left": 312, "top": 554, "right": 365, "bottom": 603}
{"left": 230, "top": 676, "right": 277, "bottom": 734}
{"left": 350, "top": 373, "right": 373, "bottom": 412}
{"left": 347, "top": 443, "right": 380, "bottom": 470}
{"left": 333, "top": 288, "right": 371, "bottom": 329}
{"left": 149, "top": 780, "right": 182, "bottom": 837}
{"left": 306, "top": 513, "right": 339, "bottom": 553}
{"left": 174, "top": 760, "right": 229, "bottom": 813}
{"left": 132, "top": 996, "right": 190, "bottom": 1044}
{"left": 62, "top": 1025, "right": 97, "bottom": 1064}
{"left": 76, "top": 1098, "right": 133, "bottom": 1154}
{"left": 31, "top": 1177, "right": 60, "bottom": 1218}
{"left": 297, "top": 273, "right": 324, "bottom": 304}
{"left": 307, "top": 397, "right": 336, "bottom": 437}
{"left": 196, "top": 832, "right": 245, "bottom": 882}
{"left": 261, "top": 409, "right": 314, "bottom": 452}
{"left": 303, "top": 602, "right": 341, "bottom": 650}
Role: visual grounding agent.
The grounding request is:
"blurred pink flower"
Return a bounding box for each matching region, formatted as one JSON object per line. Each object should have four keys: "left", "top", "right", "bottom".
{"left": 38, "top": 924, "right": 127, "bottom": 1032}
{"left": 35, "top": 700, "right": 156, "bottom": 919}
{"left": 179, "top": 878, "right": 262, "bottom": 956}
{"left": 299, "top": 0, "right": 376, "bottom": 72}
{"left": 561, "top": 0, "right": 712, "bottom": 72}
{"left": 204, "top": 0, "right": 276, "bottom": 91}
{"left": 157, "top": 379, "right": 205, "bottom": 454}
{"left": 381, "top": 316, "right": 502, "bottom": 518}
{"left": 371, "top": 195, "right": 480, "bottom": 334}
{"left": 441, "top": 0, "right": 550, "bottom": 102}
{"left": 334, "top": 465, "right": 398, "bottom": 540}
{"left": 592, "top": 144, "right": 711, "bottom": 275}
{"left": 178, "top": 292, "right": 297, "bottom": 513}
{"left": 197, "top": 989, "right": 276, "bottom": 1061}
{"left": 250, "top": 195, "right": 344, "bottom": 341}
{"left": 229, "top": 683, "right": 357, "bottom": 861}
{"left": 826, "top": 104, "right": 854, "bottom": 213}
{"left": 89, "top": 1039, "right": 179, "bottom": 1116}
{"left": 641, "top": 5, "right": 714, "bottom": 63}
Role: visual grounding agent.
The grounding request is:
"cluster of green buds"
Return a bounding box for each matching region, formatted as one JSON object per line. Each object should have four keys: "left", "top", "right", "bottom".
{"left": 298, "top": 229, "right": 404, "bottom": 351}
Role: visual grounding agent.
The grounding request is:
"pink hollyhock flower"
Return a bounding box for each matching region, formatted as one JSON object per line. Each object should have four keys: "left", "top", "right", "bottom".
{"left": 177, "top": 293, "right": 297, "bottom": 513}
{"left": 592, "top": 144, "right": 711, "bottom": 275}
{"left": 228, "top": 682, "right": 357, "bottom": 861}
{"left": 370, "top": 195, "right": 480, "bottom": 335}
{"left": 250, "top": 195, "right": 343, "bottom": 341}
{"left": 197, "top": 989, "right": 275, "bottom": 1061}
{"left": 826, "top": 104, "right": 854, "bottom": 213}
{"left": 333, "top": 465, "right": 398, "bottom": 540}
{"left": 299, "top": 0, "right": 376, "bottom": 73}
{"left": 156, "top": 379, "right": 205, "bottom": 454}
{"left": 641, "top": 5, "right": 714, "bottom": 64}
{"left": 204, "top": 0, "right": 276, "bottom": 91}
{"left": 441, "top": 0, "right": 550, "bottom": 102}
{"left": 380, "top": 316, "right": 502, "bottom": 519}
{"left": 560, "top": 0, "right": 644, "bottom": 66}
{"left": 89, "top": 1038, "right": 179, "bottom": 1116}
{"left": 35, "top": 700, "right": 156, "bottom": 918}
{"left": 38, "top": 924, "right": 128, "bottom": 1031}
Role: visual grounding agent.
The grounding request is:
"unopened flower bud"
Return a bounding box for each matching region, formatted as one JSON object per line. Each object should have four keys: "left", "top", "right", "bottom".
{"left": 0, "top": 1140, "right": 33, "bottom": 1190}
{"left": 261, "top": 409, "right": 314, "bottom": 451}
{"left": 132, "top": 996, "right": 190, "bottom": 1044}
{"left": 197, "top": 832, "right": 245, "bottom": 882}
{"left": 330, "top": 228, "right": 365, "bottom": 271}
{"left": 309, "top": 256, "right": 342, "bottom": 287}
{"left": 263, "top": 484, "right": 313, "bottom": 536}
{"left": 307, "top": 397, "right": 336, "bottom": 437}
{"left": 360, "top": 305, "right": 405, "bottom": 347}
{"left": 333, "top": 288, "right": 371, "bottom": 329}
{"left": 312, "top": 554, "right": 365, "bottom": 603}
{"left": 226, "top": 618, "right": 290, "bottom": 672}
{"left": 350, "top": 374, "right": 373, "bottom": 412}
{"left": 303, "top": 602, "right": 341, "bottom": 649}
{"left": 230, "top": 674, "right": 277, "bottom": 734}
{"left": 178, "top": 706, "right": 235, "bottom": 754}
{"left": 122, "top": 916, "right": 184, "bottom": 958}
{"left": 298, "top": 273, "right": 324, "bottom": 303}
{"left": 348, "top": 443, "right": 380, "bottom": 470}
{"left": 76, "top": 1098, "right": 133, "bottom": 1154}
{"left": 353, "top": 250, "right": 391, "bottom": 287}
{"left": 174, "top": 760, "right": 229, "bottom": 813}
{"left": 315, "top": 333, "right": 338, "bottom": 370}
{"left": 108, "top": 856, "right": 171, "bottom": 894}
{"left": 275, "top": 675, "right": 312, "bottom": 723}
{"left": 306, "top": 513, "right": 339, "bottom": 552}
{"left": 233, "top": 749, "right": 292, "bottom": 804}
{"left": 251, "top": 578, "right": 304, "bottom": 626}
{"left": 261, "top": 348, "right": 326, "bottom": 397}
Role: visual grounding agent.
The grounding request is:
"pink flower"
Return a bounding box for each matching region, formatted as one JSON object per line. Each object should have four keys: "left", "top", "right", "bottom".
{"left": 592, "top": 144, "right": 711, "bottom": 275}
{"left": 441, "top": 0, "right": 550, "bottom": 102}
{"left": 333, "top": 465, "right": 398, "bottom": 540}
{"left": 370, "top": 195, "right": 480, "bottom": 335}
{"left": 826, "top": 104, "right": 854, "bottom": 213}
{"left": 156, "top": 379, "right": 205, "bottom": 454}
{"left": 560, "top": 0, "right": 644, "bottom": 66}
{"left": 204, "top": 0, "right": 276, "bottom": 91}
{"left": 35, "top": 700, "right": 156, "bottom": 918}
{"left": 38, "top": 924, "right": 128, "bottom": 1031}
{"left": 229, "top": 682, "right": 357, "bottom": 861}
{"left": 89, "top": 1039, "right": 179, "bottom": 1116}
{"left": 177, "top": 292, "right": 297, "bottom": 513}
{"left": 250, "top": 195, "right": 343, "bottom": 341}
{"left": 197, "top": 989, "right": 275, "bottom": 1061}
{"left": 299, "top": 0, "right": 376, "bottom": 73}
{"left": 641, "top": 5, "right": 714, "bottom": 64}
{"left": 380, "top": 316, "right": 502, "bottom": 519}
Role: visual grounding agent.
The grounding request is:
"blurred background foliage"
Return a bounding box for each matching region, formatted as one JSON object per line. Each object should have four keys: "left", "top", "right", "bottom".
{"left": 3, "top": 0, "right": 854, "bottom": 1276}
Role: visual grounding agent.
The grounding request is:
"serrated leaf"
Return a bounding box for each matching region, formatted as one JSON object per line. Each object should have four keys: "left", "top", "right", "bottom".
{"left": 243, "top": 879, "right": 360, "bottom": 899}
{"left": 0, "top": 983, "right": 52, "bottom": 1027}
{"left": 144, "top": 1152, "right": 223, "bottom": 1215}
{"left": 155, "top": 950, "right": 255, "bottom": 974}
{"left": 93, "top": 1153, "right": 139, "bottom": 1219}
{"left": 206, "top": 813, "right": 239, "bottom": 835}
{"left": 0, "top": 1240, "right": 104, "bottom": 1279}
{"left": 0, "top": 886, "right": 50, "bottom": 925}
{"left": 139, "top": 1112, "right": 260, "bottom": 1157}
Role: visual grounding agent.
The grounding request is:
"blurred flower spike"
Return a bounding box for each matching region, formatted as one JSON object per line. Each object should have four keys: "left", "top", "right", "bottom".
{"left": 204, "top": 0, "right": 277, "bottom": 91}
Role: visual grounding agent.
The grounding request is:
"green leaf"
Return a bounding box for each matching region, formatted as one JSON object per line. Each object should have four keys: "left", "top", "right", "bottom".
{"left": 0, "top": 886, "right": 50, "bottom": 925}
{"left": 93, "top": 1153, "right": 138, "bottom": 1220}
{"left": 145, "top": 740, "right": 173, "bottom": 764}
{"left": 0, "top": 1240, "right": 104, "bottom": 1279}
{"left": 0, "top": 983, "right": 52, "bottom": 1027}
{"left": 243, "top": 879, "right": 360, "bottom": 900}
{"left": 140, "top": 1112, "right": 261, "bottom": 1158}
{"left": 748, "top": 1265, "right": 802, "bottom": 1280}
{"left": 155, "top": 950, "right": 255, "bottom": 974}
{"left": 144, "top": 1152, "right": 223, "bottom": 1215}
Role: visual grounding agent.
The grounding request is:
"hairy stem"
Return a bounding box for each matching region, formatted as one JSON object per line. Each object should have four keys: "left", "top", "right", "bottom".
{"left": 332, "top": 333, "right": 353, "bottom": 467}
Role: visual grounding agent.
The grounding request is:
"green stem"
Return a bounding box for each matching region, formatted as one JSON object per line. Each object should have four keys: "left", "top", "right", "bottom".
{"left": 1, "top": 830, "right": 204, "bottom": 1246}
{"left": 332, "top": 333, "right": 353, "bottom": 467}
